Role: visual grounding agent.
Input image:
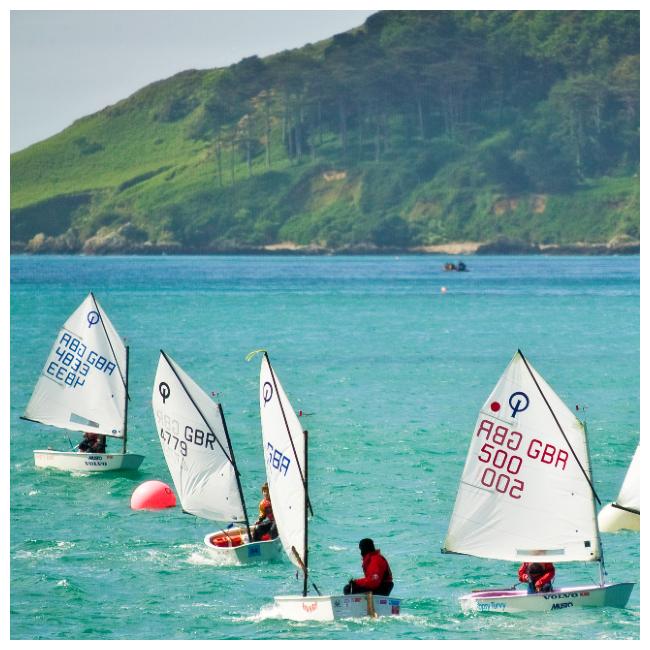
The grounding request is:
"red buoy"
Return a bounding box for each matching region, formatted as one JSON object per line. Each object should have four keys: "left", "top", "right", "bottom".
{"left": 130, "top": 480, "right": 177, "bottom": 510}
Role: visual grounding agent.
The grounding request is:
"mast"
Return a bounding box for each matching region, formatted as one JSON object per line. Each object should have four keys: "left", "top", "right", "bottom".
{"left": 583, "top": 417, "right": 606, "bottom": 586}
{"left": 90, "top": 292, "right": 128, "bottom": 398}
{"left": 218, "top": 402, "right": 252, "bottom": 542}
{"left": 122, "top": 346, "right": 129, "bottom": 454}
{"left": 91, "top": 291, "right": 129, "bottom": 450}
{"left": 520, "top": 350, "right": 604, "bottom": 578}
{"left": 303, "top": 429, "right": 309, "bottom": 598}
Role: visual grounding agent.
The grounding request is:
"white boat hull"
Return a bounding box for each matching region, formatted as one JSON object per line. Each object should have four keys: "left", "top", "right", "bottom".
{"left": 460, "top": 582, "right": 634, "bottom": 613}
{"left": 273, "top": 594, "right": 401, "bottom": 621}
{"left": 33, "top": 449, "right": 144, "bottom": 472}
{"left": 203, "top": 526, "right": 282, "bottom": 564}
{"left": 598, "top": 503, "right": 639, "bottom": 532}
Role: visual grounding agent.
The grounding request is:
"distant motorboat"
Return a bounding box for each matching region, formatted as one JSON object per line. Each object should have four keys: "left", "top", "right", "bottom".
{"left": 443, "top": 261, "right": 468, "bottom": 272}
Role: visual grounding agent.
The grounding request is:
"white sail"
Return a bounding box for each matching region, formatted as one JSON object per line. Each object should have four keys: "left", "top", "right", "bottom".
{"left": 23, "top": 293, "right": 127, "bottom": 438}
{"left": 444, "top": 350, "right": 601, "bottom": 563}
{"left": 259, "top": 354, "right": 306, "bottom": 570}
{"left": 615, "top": 445, "right": 639, "bottom": 513}
{"left": 152, "top": 352, "right": 245, "bottom": 523}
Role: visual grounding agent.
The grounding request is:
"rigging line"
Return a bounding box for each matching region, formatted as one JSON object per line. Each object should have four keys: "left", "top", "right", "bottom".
{"left": 90, "top": 292, "right": 129, "bottom": 400}
{"left": 265, "top": 352, "right": 314, "bottom": 516}
{"left": 160, "top": 350, "right": 235, "bottom": 468}
{"left": 303, "top": 428, "right": 309, "bottom": 597}
{"left": 518, "top": 348, "right": 601, "bottom": 505}
{"left": 122, "top": 346, "right": 129, "bottom": 452}
{"left": 218, "top": 402, "right": 252, "bottom": 539}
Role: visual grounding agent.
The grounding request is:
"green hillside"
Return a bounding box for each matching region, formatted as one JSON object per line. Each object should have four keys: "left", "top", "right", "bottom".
{"left": 10, "top": 10, "right": 640, "bottom": 254}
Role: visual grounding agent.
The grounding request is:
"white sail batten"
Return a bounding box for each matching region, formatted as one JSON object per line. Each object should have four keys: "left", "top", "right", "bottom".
{"left": 444, "top": 351, "right": 601, "bottom": 563}
{"left": 152, "top": 352, "right": 245, "bottom": 523}
{"left": 259, "top": 355, "right": 306, "bottom": 570}
{"left": 615, "top": 445, "right": 639, "bottom": 513}
{"left": 23, "top": 293, "right": 127, "bottom": 438}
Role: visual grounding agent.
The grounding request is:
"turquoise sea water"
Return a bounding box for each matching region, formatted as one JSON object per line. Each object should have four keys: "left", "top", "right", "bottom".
{"left": 10, "top": 255, "right": 639, "bottom": 640}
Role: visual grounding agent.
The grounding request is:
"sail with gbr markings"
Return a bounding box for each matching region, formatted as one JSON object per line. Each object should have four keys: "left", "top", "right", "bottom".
{"left": 615, "top": 445, "right": 639, "bottom": 514}
{"left": 443, "top": 350, "right": 601, "bottom": 563}
{"left": 259, "top": 353, "right": 306, "bottom": 570}
{"left": 23, "top": 293, "right": 127, "bottom": 438}
{"left": 152, "top": 351, "right": 245, "bottom": 523}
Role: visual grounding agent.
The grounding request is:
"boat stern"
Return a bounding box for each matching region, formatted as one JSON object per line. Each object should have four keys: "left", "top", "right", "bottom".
{"left": 33, "top": 450, "right": 144, "bottom": 472}
{"left": 204, "top": 528, "right": 283, "bottom": 564}
{"left": 460, "top": 583, "right": 635, "bottom": 613}
{"left": 273, "top": 594, "right": 401, "bottom": 621}
{"left": 274, "top": 595, "right": 336, "bottom": 621}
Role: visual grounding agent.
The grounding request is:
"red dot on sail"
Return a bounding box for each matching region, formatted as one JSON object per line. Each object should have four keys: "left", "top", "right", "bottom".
{"left": 490, "top": 401, "right": 500, "bottom": 412}
{"left": 130, "top": 480, "right": 177, "bottom": 510}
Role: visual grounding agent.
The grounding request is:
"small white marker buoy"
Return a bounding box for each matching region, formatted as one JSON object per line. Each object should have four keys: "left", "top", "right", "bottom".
{"left": 441, "top": 286, "right": 447, "bottom": 293}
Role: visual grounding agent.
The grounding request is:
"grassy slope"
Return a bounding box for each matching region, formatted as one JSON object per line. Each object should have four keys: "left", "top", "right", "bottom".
{"left": 11, "top": 88, "right": 204, "bottom": 208}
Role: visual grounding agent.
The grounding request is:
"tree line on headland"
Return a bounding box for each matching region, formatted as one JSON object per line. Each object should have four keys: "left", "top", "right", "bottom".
{"left": 10, "top": 10, "right": 639, "bottom": 254}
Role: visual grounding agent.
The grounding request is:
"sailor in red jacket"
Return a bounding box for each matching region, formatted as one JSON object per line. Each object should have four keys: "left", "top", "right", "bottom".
{"left": 343, "top": 538, "right": 394, "bottom": 596}
{"left": 519, "top": 562, "right": 555, "bottom": 593}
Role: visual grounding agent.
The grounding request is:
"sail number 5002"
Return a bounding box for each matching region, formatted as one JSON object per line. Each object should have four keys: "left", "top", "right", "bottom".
{"left": 477, "top": 443, "right": 524, "bottom": 499}
{"left": 476, "top": 418, "right": 525, "bottom": 499}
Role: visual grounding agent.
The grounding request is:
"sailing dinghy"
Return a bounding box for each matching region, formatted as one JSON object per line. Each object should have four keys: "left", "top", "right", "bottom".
{"left": 442, "top": 350, "right": 634, "bottom": 613}
{"left": 152, "top": 350, "right": 282, "bottom": 564}
{"left": 252, "top": 350, "right": 401, "bottom": 621}
{"left": 598, "top": 444, "right": 639, "bottom": 532}
{"left": 23, "top": 292, "right": 144, "bottom": 472}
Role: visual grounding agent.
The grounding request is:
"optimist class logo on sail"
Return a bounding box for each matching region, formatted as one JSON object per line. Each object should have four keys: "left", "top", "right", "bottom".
{"left": 474, "top": 391, "right": 570, "bottom": 499}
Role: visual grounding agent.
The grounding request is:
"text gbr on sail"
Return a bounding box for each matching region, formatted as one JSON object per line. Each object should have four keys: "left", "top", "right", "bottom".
{"left": 154, "top": 410, "right": 218, "bottom": 457}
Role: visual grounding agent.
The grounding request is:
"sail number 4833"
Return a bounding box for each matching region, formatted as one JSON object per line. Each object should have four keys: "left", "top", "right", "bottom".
{"left": 45, "top": 332, "right": 117, "bottom": 389}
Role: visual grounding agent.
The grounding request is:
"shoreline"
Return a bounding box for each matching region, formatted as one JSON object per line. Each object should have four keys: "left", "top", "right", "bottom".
{"left": 10, "top": 240, "right": 640, "bottom": 256}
